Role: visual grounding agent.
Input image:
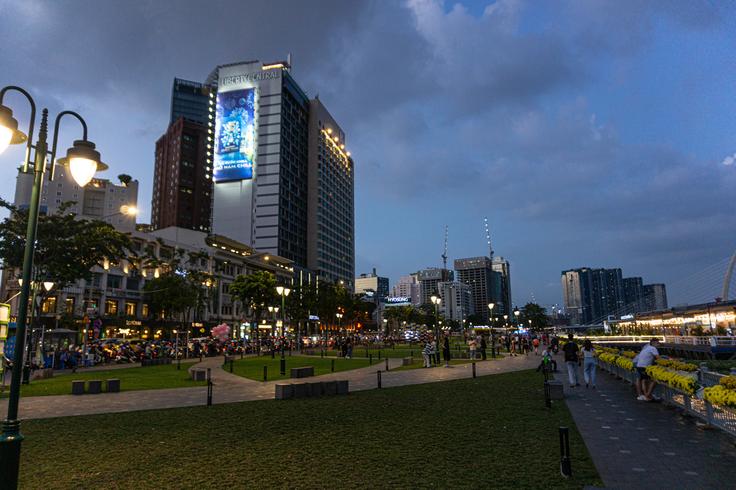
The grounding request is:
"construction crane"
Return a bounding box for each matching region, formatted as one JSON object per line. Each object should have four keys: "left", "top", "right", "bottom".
{"left": 441, "top": 225, "right": 448, "bottom": 270}
{"left": 484, "top": 217, "right": 494, "bottom": 263}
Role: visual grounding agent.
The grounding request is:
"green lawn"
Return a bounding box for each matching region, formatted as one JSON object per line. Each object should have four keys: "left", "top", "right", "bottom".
{"left": 230, "top": 355, "right": 374, "bottom": 381}
{"left": 19, "top": 369, "right": 601, "bottom": 489}
{"left": 310, "top": 343, "right": 477, "bottom": 359}
{"left": 393, "top": 358, "right": 483, "bottom": 371}
{"left": 1, "top": 363, "right": 205, "bottom": 397}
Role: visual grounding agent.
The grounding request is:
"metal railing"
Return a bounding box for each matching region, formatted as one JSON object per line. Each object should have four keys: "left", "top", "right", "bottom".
{"left": 596, "top": 359, "right": 736, "bottom": 438}
{"left": 585, "top": 335, "right": 736, "bottom": 347}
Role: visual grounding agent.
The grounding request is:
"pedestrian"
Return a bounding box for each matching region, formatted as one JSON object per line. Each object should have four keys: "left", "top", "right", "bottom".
{"left": 562, "top": 334, "right": 581, "bottom": 388}
{"left": 581, "top": 339, "right": 597, "bottom": 388}
{"left": 468, "top": 338, "right": 477, "bottom": 360}
{"left": 480, "top": 336, "right": 487, "bottom": 361}
{"left": 636, "top": 338, "right": 661, "bottom": 401}
{"left": 431, "top": 338, "right": 438, "bottom": 366}
{"left": 532, "top": 337, "right": 540, "bottom": 356}
{"left": 442, "top": 335, "right": 451, "bottom": 367}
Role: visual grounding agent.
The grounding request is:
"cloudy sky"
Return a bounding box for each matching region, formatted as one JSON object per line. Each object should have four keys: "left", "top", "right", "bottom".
{"left": 1, "top": 0, "right": 735, "bottom": 308}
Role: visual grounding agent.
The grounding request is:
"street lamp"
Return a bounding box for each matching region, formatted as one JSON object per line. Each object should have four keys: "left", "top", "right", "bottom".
{"left": 513, "top": 307, "right": 520, "bottom": 331}
{"left": 102, "top": 204, "right": 138, "bottom": 220}
{"left": 431, "top": 295, "right": 442, "bottom": 365}
{"left": 488, "top": 302, "right": 496, "bottom": 358}
{"left": 0, "top": 85, "right": 106, "bottom": 485}
{"left": 337, "top": 312, "right": 344, "bottom": 336}
{"left": 275, "top": 286, "right": 290, "bottom": 357}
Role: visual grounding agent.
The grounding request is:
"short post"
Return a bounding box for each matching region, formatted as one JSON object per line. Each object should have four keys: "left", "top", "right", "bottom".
{"left": 240, "top": 350, "right": 244, "bottom": 360}
{"left": 280, "top": 357, "right": 286, "bottom": 376}
{"left": 229, "top": 358, "right": 234, "bottom": 373}
{"left": 321, "top": 349, "right": 324, "bottom": 358}
{"left": 331, "top": 359, "right": 335, "bottom": 372}
{"left": 385, "top": 358, "right": 389, "bottom": 371}
{"left": 263, "top": 365, "right": 268, "bottom": 381}
{"left": 544, "top": 373, "right": 552, "bottom": 408}
{"left": 289, "top": 347, "right": 292, "bottom": 357}
{"left": 410, "top": 350, "right": 413, "bottom": 357}
{"left": 472, "top": 362, "right": 476, "bottom": 378}
{"left": 206, "top": 368, "right": 213, "bottom": 407}
{"left": 559, "top": 427, "right": 572, "bottom": 478}
{"left": 369, "top": 354, "right": 373, "bottom": 365}
{"left": 377, "top": 370, "right": 382, "bottom": 389}
{"left": 271, "top": 349, "right": 275, "bottom": 359}
{"left": 177, "top": 357, "right": 181, "bottom": 371}
{"left": 378, "top": 350, "right": 382, "bottom": 360}
{"left": 365, "top": 349, "right": 368, "bottom": 358}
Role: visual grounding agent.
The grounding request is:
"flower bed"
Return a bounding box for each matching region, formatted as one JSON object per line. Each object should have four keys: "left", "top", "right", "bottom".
{"left": 645, "top": 365, "right": 697, "bottom": 395}
{"left": 656, "top": 358, "right": 698, "bottom": 372}
{"left": 614, "top": 356, "right": 634, "bottom": 371}
{"left": 703, "top": 385, "right": 736, "bottom": 409}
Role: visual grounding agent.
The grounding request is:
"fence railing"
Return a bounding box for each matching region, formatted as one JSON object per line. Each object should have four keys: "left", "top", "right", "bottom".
{"left": 586, "top": 335, "right": 736, "bottom": 347}
{"left": 596, "top": 359, "right": 736, "bottom": 438}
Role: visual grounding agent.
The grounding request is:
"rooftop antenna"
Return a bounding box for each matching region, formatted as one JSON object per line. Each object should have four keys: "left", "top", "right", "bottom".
{"left": 442, "top": 225, "right": 448, "bottom": 270}
{"left": 484, "top": 217, "right": 494, "bottom": 263}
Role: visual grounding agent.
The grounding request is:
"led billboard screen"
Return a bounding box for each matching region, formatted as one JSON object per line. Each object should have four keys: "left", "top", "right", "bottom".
{"left": 214, "top": 88, "right": 256, "bottom": 182}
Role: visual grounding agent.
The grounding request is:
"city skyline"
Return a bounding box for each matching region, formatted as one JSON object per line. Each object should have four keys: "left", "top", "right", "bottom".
{"left": 0, "top": 0, "right": 735, "bottom": 307}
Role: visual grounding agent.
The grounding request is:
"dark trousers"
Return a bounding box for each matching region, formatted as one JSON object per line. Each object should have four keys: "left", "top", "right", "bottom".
{"left": 481, "top": 349, "right": 487, "bottom": 360}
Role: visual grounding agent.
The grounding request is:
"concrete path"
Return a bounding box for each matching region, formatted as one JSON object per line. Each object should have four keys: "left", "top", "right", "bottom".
{"left": 0, "top": 353, "right": 539, "bottom": 420}
{"left": 556, "top": 359, "right": 736, "bottom": 489}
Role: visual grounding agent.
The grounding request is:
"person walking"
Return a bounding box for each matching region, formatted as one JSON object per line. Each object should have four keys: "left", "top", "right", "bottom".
{"left": 532, "top": 337, "right": 540, "bottom": 356}
{"left": 480, "top": 336, "right": 487, "bottom": 361}
{"left": 562, "top": 334, "right": 581, "bottom": 388}
{"left": 581, "top": 339, "right": 597, "bottom": 388}
{"left": 422, "top": 338, "right": 432, "bottom": 368}
{"left": 442, "top": 335, "right": 451, "bottom": 367}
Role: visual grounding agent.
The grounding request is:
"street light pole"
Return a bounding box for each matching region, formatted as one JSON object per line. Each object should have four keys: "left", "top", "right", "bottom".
{"left": 488, "top": 302, "right": 496, "bottom": 358}
{"left": 431, "top": 295, "right": 442, "bottom": 365}
{"left": 276, "top": 286, "right": 290, "bottom": 358}
{"left": 0, "top": 86, "right": 107, "bottom": 487}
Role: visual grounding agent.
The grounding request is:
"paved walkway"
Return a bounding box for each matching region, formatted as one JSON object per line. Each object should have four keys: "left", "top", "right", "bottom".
{"left": 0, "top": 353, "right": 540, "bottom": 420}
{"left": 556, "top": 360, "right": 736, "bottom": 489}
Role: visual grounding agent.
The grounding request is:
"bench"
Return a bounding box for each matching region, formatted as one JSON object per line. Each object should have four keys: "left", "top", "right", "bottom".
{"left": 87, "top": 380, "right": 102, "bottom": 394}
{"left": 71, "top": 379, "right": 122, "bottom": 395}
{"left": 545, "top": 380, "right": 564, "bottom": 400}
{"left": 72, "top": 380, "right": 85, "bottom": 395}
{"left": 275, "top": 380, "right": 349, "bottom": 400}
{"left": 401, "top": 357, "right": 413, "bottom": 366}
{"left": 106, "top": 378, "right": 121, "bottom": 393}
{"left": 190, "top": 368, "right": 207, "bottom": 381}
{"left": 290, "top": 366, "right": 314, "bottom": 379}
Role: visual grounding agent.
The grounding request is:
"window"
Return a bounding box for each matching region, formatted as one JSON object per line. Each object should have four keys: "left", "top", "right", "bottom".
{"left": 125, "top": 302, "right": 136, "bottom": 316}
{"left": 41, "top": 297, "right": 57, "bottom": 314}
{"left": 107, "top": 275, "right": 122, "bottom": 289}
{"left": 142, "top": 304, "right": 150, "bottom": 317}
{"left": 105, "top": 300, "right": 118, "bottom": 315}
{"left": 65, "top": 297, "right": 74, "bottom": 315}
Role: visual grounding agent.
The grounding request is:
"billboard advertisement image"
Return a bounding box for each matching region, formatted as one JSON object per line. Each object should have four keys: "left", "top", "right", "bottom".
{"left": 214, "top": 88, "right": 256, "bottom": 182}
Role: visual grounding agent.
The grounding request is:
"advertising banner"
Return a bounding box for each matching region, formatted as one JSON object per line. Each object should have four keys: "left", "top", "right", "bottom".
{"left": 213, "top": 88, "right": 256, "bottom": 182}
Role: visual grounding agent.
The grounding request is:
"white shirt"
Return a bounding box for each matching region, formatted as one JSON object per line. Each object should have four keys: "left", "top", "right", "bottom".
{"left": 636, "top": 344, "right": 659, "bottom": 368}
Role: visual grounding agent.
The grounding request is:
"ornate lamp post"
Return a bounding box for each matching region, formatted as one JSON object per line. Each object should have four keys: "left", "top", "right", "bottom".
{"left": 488, "top": 302, "right": 496, "bottom": 358}
{"left": 513, "top": 307, "right": 520, "bottom": 331}
{"left": 275, "top": 286, "right": 290, "bottom": 357}
{"left": 431, "top": 295, "right": 442, "bottom": 365}
{"left": 0, "top": 86, "right": 107, "bottom": 486}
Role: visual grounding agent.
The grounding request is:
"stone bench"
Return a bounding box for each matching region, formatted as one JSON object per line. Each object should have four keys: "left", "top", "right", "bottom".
{"left": 190, "top": 368, "right": 207, "bottom": 381}
{"left": 545, "top": 380, "right": 564, "bottom": 400}
{"left": 290, "top": 366, "right": 314, "bottom": 379}
{"left": 275, "top": 380, "right": 349, "bottom": 400}
{"left": 87, "top": 380, "right": 102, "bottom": 394}
{"left": 401, "top": 357, "right": 414, "bottom": 366}
{"left": 71, "top": 379, "right": 121, "bottom": 395}
{"left": 106, "top": 378, "right": 121, "bottom": 393}
{"left": 72, "top": 380, "right": 85, "bottom": 395}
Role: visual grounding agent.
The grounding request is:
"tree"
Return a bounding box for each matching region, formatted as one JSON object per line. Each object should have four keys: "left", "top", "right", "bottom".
{"left": 285, "top": 282, "right": 318, "bottom": 340}
{"left": 0, "top": 200, "right": 131, "bottom": 290}
{"left": 229, "top": 271, "right": 278, "bottom": 338}
{"left": 143, "top": 274, "right": 198, "bottom": 322}
{"left": 522, "top": 303, "right": 548, "bottom": 331}
{"left": 117, "top": 174, "right": 133, "bottom": 186}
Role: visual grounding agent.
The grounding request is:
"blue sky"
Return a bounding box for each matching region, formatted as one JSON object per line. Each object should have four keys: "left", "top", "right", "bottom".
{"left": 0, "top": 0, "right": 734, "bottom": 309}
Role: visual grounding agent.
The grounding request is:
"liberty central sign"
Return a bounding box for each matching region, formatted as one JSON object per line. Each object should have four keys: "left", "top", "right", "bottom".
{"left": 220, "top": 70, "right": 280, "bottom": 86}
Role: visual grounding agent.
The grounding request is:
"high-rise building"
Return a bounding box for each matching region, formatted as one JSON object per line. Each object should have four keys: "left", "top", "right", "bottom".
{"left": 308, "top": 98, "right": 354, "bottom": 286}
{"left": 391, "top": 274, "right": 420, "bottom": 305}
{"left": 418, "top": 268, "right": 453, "bottom": 305}
{"left": 438, "top": 281, "right": 474, "bottom": 322}
{"left": 355, "top": 269, "right": 389, "bottom": 299}
{"left": 492, "top": 256, "right": 512, "bottom": 315}
{"left": 13, "top": 167, "right": 138, "bottom": 232}
{"left": 622, "top": 277, "right": 644, "bottom": 314}
{"left": 206, "top": 59, "right": 354, "bottom": 287}
{"left": 170, "top": 78, "right": 210, "bottom": 125}
{"left": 151, "top": 117, "right": 212, "bottom": 232}
{"left": 642, "top": 283, "right": 668, "bottom": 311}
{"left": 454, "top": 256, "right": 502, "bottom": 321}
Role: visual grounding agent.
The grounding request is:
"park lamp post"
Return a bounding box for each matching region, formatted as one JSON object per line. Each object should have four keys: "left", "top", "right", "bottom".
{"left": 431, "top": 295, "right": 442, "bottom": 364}
{"left": 337, "top": 312, "right": 344, "bottom": 336}
{"left": 488, "top": 303, "right": 496, "bottom": 358}
{"left": 275, "top": 286, "right": 290, "bottom": 357}
{"left": 513, "top": 307, "right": 520, "bottom": 332}
{"left": 18, "top": 279, "right": 54, "bottom": 385}
{"left": 0, "top": 85, "right": 107, "bottom": 486}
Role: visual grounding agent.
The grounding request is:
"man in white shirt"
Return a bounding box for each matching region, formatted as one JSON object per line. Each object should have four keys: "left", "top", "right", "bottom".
{"left": 635, "top": 338, "right": 660, "bottom": 401}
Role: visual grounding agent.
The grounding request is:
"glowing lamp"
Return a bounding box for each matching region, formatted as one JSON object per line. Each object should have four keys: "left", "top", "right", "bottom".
{"left": 0, "top": 105, "right": 26, "bottom": 154}
{"left": 56, "top": 139, "right": 108, "bottom": 187}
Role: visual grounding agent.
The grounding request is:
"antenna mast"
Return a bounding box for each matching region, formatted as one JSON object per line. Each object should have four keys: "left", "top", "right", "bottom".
{"left": 442, "top": 225, "right": 448, "bottom": 270}
{"left": 484, "top": 217, "right": 494, "bottom": 263}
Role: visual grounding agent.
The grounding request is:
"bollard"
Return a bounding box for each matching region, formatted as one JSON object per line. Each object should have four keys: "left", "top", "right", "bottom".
{"left": 177, "top": 357, "right": 181, "bottom": 370}
{"left": 263, "top": 365, "right": 268, "bottom": 381}
{"left": 289, "top": 347, "right": 292, "bottom": 357}
{"left": 410, "top": 350, "right": 413, "bottom": 357}
{"left": 472, "top": 362, "right": 476, "bottom": 378}
{"left": 544, "top": 376, "right": 552, "bottom": 408}
{"left": 240, "top": 351, "right": 244, "bottom": 360}
{"left": 280, "top": 358, "right": 286, "bottom": 376}
{"left": 379, "top": 350, "right": 382, "bottom": 360}
{"left": 385, "top": 358, "right": 389, "bottom": 371}
{"left": 271, "top": 349, "right": 275, "bottom": 359}
{"left": 200, "top": 353, "right": 203, "bottom": 362}
{"left": 321, "top": 349, "right": 324, "bottom": 358}
{"left": 331, "top": 359, "right": 335, "bottom": 372}
{"left": 377, "top": 370, "right": 382, "bottom": 389}
{"left": 365, "top": 349, "right": 369, "bottom": 358}
{"left": 369, "top": 354, "right": 373, "bottom": 365}
{"left": 559, "top": 427, "right": 572, "bottom": 478}
{"left": 229, "top": 358, "right": 234, "bottom": 373}
{"left": 206, "top": 368, "right": 213, "bottom": 406}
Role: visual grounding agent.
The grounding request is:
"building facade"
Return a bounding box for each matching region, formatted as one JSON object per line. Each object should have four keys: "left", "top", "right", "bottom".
{"left": 643, "top": 283, "right": 668, "bottom": 311}
{"left": 418, "top": 268, "right": 454, "bottom": 306}
{"left": 438, "top": 281, "right": 473, "bottom": 322}
{"left": 454, "top": 256, "right": 502, "bottom": 322}
{"left": 622, "top": 276, "right": 644, "bottom": 314}
{"left": 354, "top": 269, "right": 389, "bottom": 299}
{"left": 151, "top": 117, "right": 212, "bottom": 232}
{"left": 170, "top": 78, "right": 211, "bottom": 125}
{"left": 492, "top": 256, "right": 512, "bottom": 316}
{"left": 13, "top": 168, "right": 138, "bottom": 232}
{"left": 391, "top": 274, "right": 420, "bottom": 305}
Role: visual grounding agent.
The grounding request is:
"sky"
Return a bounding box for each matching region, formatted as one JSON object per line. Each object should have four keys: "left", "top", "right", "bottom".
{"left": 0, "top": 0, "right": 735, "bottom": 308}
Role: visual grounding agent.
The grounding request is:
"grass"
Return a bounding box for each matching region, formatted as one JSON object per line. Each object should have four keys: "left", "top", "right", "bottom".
{"left": 19, "top": 369, "right": 601, "bottom": 489}
{"left": 393, "top": 358, "right": 481, "bottom": 371}
{"left": 312, "top": 343, "right": 479, "bottom": 359}
{"left": 230, "top": 355, "right": 374, "bottom": 381}
{"left": 0, "top": 363, "right": 205, "bottom": 397}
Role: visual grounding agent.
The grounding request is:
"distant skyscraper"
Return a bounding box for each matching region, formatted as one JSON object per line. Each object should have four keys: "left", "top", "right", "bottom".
{"left": 622, "top": 277, "right": 644, "bottom": 314}
{"left": 418, "top": 268, "right": 453, "bottom": 305}
{"left": 438, "top": 281, "right": 474, "bottom": 322}
{"left": 642, "top": 283, "right": 668, "bottom": 311}
{"left": 391, "top": 274, "right": 420, "bottom": 305}
{"left": 170, "top": 78, "right": 210, "bottom": 125}
{"left": 454, "top": 256, "right": 502, "bottom": 321}
{"left": 151, "top": 117, "right": 211, "bottom": 232}
{"left": 492, "top": 256, "right": 512, "bottom": 315}
{"left": 355, "top": 269, "right": 389, "bottom": 299}
{"left": 561, "top": 267, "right": 624, "bottom": 324}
